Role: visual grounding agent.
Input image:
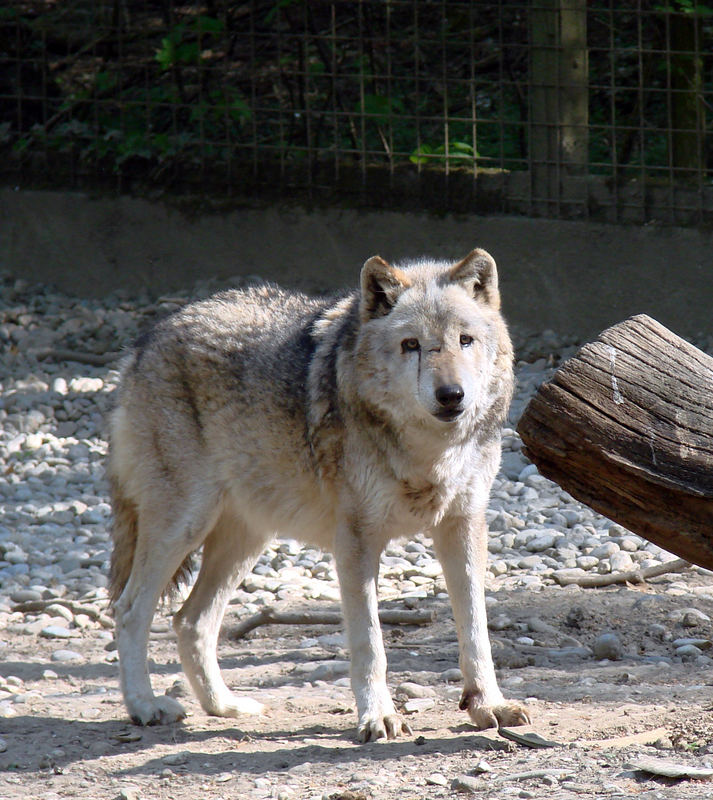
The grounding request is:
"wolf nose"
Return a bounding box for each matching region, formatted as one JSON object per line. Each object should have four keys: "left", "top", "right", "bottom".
{"left": 435, "top": 384, "right": 464, "bottom": 409}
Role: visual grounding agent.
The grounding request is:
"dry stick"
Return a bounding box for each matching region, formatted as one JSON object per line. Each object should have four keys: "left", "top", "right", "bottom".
{"left": 553, "top": 557, "right": 690, "bottom": 588}
{"left": 230, "top": 606, "right": 436, "bottom": 641}
{"left": 12, "top": 598, "right": 114, "bottom": 629}
{"left": 34, "top": 348, "right": 122, "bottom": 366}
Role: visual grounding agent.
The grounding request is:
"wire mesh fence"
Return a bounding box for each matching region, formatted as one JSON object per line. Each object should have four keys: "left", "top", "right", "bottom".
{"left": 1, "top": 1, "right": 712, "bottom": 224}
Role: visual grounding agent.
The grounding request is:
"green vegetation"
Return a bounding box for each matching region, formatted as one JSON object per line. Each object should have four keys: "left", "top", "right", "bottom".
{"left": 0, "top": 0, "right": 710, "bottom": 189}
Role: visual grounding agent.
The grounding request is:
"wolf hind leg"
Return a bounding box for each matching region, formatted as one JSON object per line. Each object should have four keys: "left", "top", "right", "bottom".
{"left": 114, "top": 494, "right": 222, "bottom": 726}
{"left": 173, "top": 512, "right": 268, "bottom": 718}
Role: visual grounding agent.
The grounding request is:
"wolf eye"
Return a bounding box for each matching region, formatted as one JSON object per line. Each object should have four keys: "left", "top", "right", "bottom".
{"left": 401, "top": 338, "right": 420, "bottom": 353}
{"left": 460, "top": 334, "right": 474, "bottom": 347}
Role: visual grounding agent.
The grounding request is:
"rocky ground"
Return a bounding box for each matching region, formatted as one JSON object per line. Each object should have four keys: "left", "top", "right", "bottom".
{"left": 3, "top": 272, "right": 713, "bottom": 799}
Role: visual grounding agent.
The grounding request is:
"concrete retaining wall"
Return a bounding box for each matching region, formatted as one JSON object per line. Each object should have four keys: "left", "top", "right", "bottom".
{"left": 2, "top": 188, "right": 711, "bottom": 339}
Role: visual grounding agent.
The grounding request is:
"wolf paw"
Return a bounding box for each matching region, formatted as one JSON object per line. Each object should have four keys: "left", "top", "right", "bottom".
{"left": 459, "top": 691, "right": 531, "bottom": 730}
{"left": 357, "top": 713, "right": 413, "bottom": 743}
{"left": 129, "top": 694, "right": 186, "bottom": 726}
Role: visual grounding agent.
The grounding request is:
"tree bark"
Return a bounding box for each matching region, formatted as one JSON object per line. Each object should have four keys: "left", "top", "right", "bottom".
{"left": 529, "top": 0, "right": 588, "bottom": 214}
{"left": 517, "top": 314, "right": 713, "bottom": 571}
{"left": 669, "top": 10, "right": 703, "bottom": 178}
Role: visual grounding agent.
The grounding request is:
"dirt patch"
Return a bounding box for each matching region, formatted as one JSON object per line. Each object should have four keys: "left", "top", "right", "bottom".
{"left": 3, "top": 570, "right": 713, "bottom": 799}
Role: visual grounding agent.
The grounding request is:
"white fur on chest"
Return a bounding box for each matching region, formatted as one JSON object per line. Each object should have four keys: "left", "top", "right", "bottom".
{"left": 345, "top": 434, "right": 500, "bottom": 537}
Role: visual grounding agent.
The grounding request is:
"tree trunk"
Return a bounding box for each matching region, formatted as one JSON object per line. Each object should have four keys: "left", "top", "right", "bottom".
{"left": 669, "top": 10, "right": 703, "bottom": 179}
{"left": 516, "top": 314, "right": 713, "bottom": 571}
{"left": 529, "top": 0, "right": 588, "bottom": 215}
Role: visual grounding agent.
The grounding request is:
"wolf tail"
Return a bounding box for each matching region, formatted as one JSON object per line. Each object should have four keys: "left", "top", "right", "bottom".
{"left": 108, "top": 473, "right": 139, "bottom": 605}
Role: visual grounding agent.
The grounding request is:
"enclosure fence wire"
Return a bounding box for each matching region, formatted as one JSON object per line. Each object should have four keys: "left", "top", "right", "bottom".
{"left": 1, "top": 0, "right": 711, "bottom": 224}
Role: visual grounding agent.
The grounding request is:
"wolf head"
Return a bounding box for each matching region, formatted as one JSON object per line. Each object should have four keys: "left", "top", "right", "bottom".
{"left": 354, "top": 249, "right": 512, "bottom": 431}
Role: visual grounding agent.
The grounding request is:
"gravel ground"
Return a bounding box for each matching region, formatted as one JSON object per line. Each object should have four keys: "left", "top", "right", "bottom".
{"left": 3, "top": 272, "right": 713, "bottom": 800}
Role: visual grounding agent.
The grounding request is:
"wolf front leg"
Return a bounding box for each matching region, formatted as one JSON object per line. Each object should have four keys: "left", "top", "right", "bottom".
{"left": 334, "top": 520, "right": 412, "bottom": 742}
{"left": 433, "top": 513, "right": 531, "bottom": 730}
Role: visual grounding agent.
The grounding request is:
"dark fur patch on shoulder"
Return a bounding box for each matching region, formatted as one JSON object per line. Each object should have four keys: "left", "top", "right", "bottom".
{"left": 131, "top": 326, "right": 155, "bottom": 371}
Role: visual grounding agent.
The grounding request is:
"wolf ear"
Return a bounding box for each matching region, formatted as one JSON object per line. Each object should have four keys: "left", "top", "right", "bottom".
{"left": 360, "top": 256, "right": 412, "bottom": 320}
{"left": 449, "top": 248, "right": 500, "bottom": 309}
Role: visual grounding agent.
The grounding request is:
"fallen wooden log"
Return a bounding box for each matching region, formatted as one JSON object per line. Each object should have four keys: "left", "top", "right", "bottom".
{"left": 517, "top": 314, "right": 713, "bottom": 572}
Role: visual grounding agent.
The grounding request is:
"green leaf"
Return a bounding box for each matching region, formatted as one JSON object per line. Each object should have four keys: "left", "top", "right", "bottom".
{"left": 197, "top": 15, "right": 224, "bottom": 34}
{"left": 228, "top": 97, "right": 251, "bottom": 122}
{"left": 156, "top": 37, "right": 177, "bottom": 69}
{"left": 94, "top": 71, "right": 117, "bottom": 92}
{"left": 410, "top": 140, "right": 479, "bottom": 165}
{"left": 176, "top": 41, "right": 199, "bottom": 64}
{"left": 265, "top": 0, "right": 301, "bottom": 25}
{"left": 363, "top": 94, "right": 391, "bottom": 117}
{"left": 449, "top": 140, "right": 475, "bottom": 156}
{"left": 409, "top": 143, "right": 434, "bottom": 164}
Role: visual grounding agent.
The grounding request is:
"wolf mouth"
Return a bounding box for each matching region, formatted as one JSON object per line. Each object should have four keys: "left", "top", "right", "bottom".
{"left": 435, "top": 408, "right": 464, "bottom": 422}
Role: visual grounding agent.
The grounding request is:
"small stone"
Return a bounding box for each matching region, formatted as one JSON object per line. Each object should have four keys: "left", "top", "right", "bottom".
{"left": 488, "top": 614, "right": 512, "bottom": 631}
{"left": 403, "top": 697, "right": 436, "bottom": 714}
{"left": 490, "top": 560, "right": 508, "bottom": 577}
{"left": 308, "top": 661, "right": 350, "bottom": 681}
{"left": 165, "top": 679, "right": 190, "bottom": 699}
{"left": 518, "top": 464, "right": 539, "bottom": 482}
{"left": 451, "top": 775, "right": 483, "bottom": 794}
{"left": 397, "top": 682, "right": 436, "bottom": 699}
{"left": 51, "top": 649, "right": 84, "bottom": 663}
{"left": 647, "top": 623, "right": 669, "bottom": 640}
{"left": 40, "top": 625, "right": 80, "bottom": 639}
{"left": 287, "top": 762, "right": 313, "bottom": 775}
{"left": 668, "top": 607, "right": 711, "bottom": 624}
{"left": 69, "top": 376, "right": 104, "bottom": 393}
{"left": 619, "top": 537, "right": 640, "bottom": 552}
{"left": 590, "top": 541, "right": 620, "bottom": 559}
{"left": 426, "top": 773, "right": 449, "bottom": 787}
{"left": 676, "top": 644, "right": 703, "bottom": 659}
{"left": 593, "top": 632, "right": 623, "bottom": 660}
{"left": 52, "top": 377, "right": 69, "bottom": 395}
{"left": 517, "top": 555, "right": 542, "bottom": 570}
{"left": 45, "top": 604, "right": 74, "bottom": 623}
{"left": 441, "top": 668, "right": 463, "bottom": 683}
{"left": 0, "top": 738, "right": 7, "bottom": 753}
{"left": 419, "top": 561, "right": 442, "bottom": 579}
{"left": 683, "top": 611, "right": 708, "bottom": 628}
{"left": 526, "top": 532, "right": 556, "bottom": 552}
{"left": 576, "top": 556, "right": 599, "bottom": 571}
{"left": 10, "top": 588, "right": 43, "bottom": 603}
{"left": 317, "top": 632, "right": 346, "bottom": 648}
{"left": 113, "top": 731, "right": 143, "bottom": 743}
{"left": 609, "top": 551, "right": 634, "bottom": 572}
{"left": 654, "top": 736, "right": 674, "bottom": 750}
{"left": 162, "top": 751, "right": 190, "bottom": 766}
{"left": 672, "top": 638, "right": 711, "bottom": 649}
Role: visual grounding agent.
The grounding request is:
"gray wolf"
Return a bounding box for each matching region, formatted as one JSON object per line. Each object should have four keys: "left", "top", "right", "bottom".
{"left": 107, "top": 248, "right": 530, "bottom": 742}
